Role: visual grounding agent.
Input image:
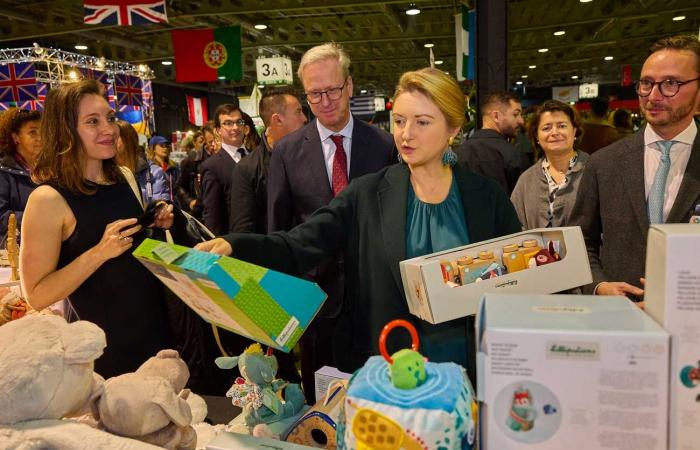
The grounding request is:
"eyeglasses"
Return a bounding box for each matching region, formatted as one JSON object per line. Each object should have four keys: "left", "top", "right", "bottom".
{"left": 305, "top": 80, "right": 348, "bottom": 104}
{"left": 221, "top": 119, "right": 247, "bottom": 128}
{"left": 635, "top": 77, "right": 700, "bottom": 97}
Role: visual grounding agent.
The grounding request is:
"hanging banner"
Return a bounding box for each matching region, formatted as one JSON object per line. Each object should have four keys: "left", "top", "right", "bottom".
{"left": 552, "top": 85, "right": 579, "bottom": 103}
{"left": 621, "top": 64, "right": 632, "bottom": 87}
{"left": 255, "top": 56, "right": 293, "bottom": 85}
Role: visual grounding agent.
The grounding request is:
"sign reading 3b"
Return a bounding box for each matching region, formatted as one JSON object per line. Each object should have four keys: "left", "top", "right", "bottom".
{"left": 256, "top": 56, "right": 293, "bottom": 85}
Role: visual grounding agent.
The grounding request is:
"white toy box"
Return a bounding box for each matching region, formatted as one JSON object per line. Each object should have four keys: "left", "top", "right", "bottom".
{"left": 400, "top": 227, "right": 591, "bottom": 324}
{"left": 645, "top": 224, "right": 700, "bottom": 450}
{"left": 477, "top": 294, "right": 669, "bottom": 450}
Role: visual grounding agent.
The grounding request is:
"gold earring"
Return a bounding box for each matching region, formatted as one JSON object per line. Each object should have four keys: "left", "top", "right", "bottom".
{"left": 448, "top": 136, "right": 454, "bottom": 147}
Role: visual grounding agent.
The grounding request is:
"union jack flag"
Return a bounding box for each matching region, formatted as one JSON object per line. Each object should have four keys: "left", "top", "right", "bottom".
{"left": 16, "top": 82, "right": 48, "bottom": 111}
{"left": 0, "top": 63, "right": 37, "bottom": 103}
{"left": 79, "top": 67, "right": 110, "bottom": 84}
{"left": 141, "top": 79, "right": 152, "bottom": 108}
{"left": 114, "top": 74, "right": 143, "bottom": 107}
{"left": 84, "top": 0, "right": 168, "bottom": 26}
{"left": 0, "top": 103, "right": 12, "bottom": 111}
{"left": 118, "top": 104, "right": 141, "bottom": 112}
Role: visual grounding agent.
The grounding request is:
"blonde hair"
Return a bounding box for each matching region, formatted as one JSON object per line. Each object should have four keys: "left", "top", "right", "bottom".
{"left": 297, "top": 42, "right": 351, "bottom": 81}
{"left": 394, "top": 68, "right": 465, "bottom": 130}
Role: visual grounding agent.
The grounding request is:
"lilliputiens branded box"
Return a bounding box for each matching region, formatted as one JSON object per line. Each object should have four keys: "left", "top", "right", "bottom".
{"left": 477, "top": 294, "right": 669, "bottom": 450}
{"left": 399, "top": 227, "right": 591, "bottom": 324}
{"left": 645, "top": 224, "right": 700, "bottom": 450}
{"left": 133, "top": 239, "right": 326, "bottom": 352}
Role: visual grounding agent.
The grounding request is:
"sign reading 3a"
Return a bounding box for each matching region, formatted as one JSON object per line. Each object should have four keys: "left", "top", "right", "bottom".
{"left": 255, "top": 56, "right": 293, "bottom": 85}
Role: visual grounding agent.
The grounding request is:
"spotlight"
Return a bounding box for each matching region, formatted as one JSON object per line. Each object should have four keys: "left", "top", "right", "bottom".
{"left": 435, "top": 60, "right": 443, "bottom": 65}
{"left": 604, "top": 56, "right": 614, "bottom": 61}
{"left": 161, "top": 60, "right": 173, "bottom": 66}
{"left": 254, "top": 24, "right": 268, "bottom": 30}
{"left": 75, "top": 44, "right": 88, "bottom": 50}
{"left": 538, "top": 48, "right": 549, "bottom": 53}
{"left": 553, "top": 30, "right": 565, "bottom": 36}
{"left": 672, "top": 15, "right": 685, "bottom": 21}
{"left": 571, "top": 75, "right": 579, "bottom": 79}
{"left": 528, "top": 65, "right": 537, "bottom": 69}
{"left": 405, "top": 4, "right": 420, "bottom": 15}
{"left": 424, "top": 43, "right": 434, "bottom": 48}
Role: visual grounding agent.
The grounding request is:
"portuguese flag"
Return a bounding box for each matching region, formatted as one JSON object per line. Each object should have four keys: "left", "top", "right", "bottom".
{"left": 171, "top": 25, "right": 242, "bottom": 82}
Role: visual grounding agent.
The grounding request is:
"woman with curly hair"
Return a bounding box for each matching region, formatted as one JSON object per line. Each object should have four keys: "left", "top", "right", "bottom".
{"left": 0, "top": 108, "right": 41, "bottom": 237}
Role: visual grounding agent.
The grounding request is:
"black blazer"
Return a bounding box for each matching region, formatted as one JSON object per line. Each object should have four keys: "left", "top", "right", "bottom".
{"left": 266, "top": 117, "right": 396, "bottom": 318}
{"left": 200, "top": 148, "right": 239, "bottom": 236}
{"left": 229, "top": 140, "right": 271, "bottom": 234}
{"left": 225, "top": 164, "right": 521, "bottom": 373}
{"left": 570, "top": 121, "right": 700, "bottom": 294}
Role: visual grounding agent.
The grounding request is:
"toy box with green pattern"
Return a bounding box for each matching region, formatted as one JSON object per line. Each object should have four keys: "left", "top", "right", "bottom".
{"left": 133, "top": 238, "right": 327, "bottom": 352}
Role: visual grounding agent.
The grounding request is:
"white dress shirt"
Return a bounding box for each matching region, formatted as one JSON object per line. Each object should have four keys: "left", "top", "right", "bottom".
{"left": 317, "top": 116, "right": 354, "bottom": 186}
{"left": 221, "top": 142, "right": 248, "bottom": 163}
{"left": 643, "top": 120, "right": 696, "bottom": 222}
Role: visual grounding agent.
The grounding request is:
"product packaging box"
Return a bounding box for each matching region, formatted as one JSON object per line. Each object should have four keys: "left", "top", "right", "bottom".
{"left": 645, "top": 224, "right": 700, "bottom": 450}
{"left": 134, "top": 239, "right": 326, "bottom": 352}
{"left": 400, "top": 227, "right": 591, "bottom": 324}
{"left": 314, "top": 365, "right": 351, "bottom": 403}
{"left": 477, "top": 294, "right": 669, "bottom": 450}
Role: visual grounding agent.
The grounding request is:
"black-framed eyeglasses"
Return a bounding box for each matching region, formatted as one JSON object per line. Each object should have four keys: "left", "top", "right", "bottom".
{"left": 305, "top": 79, "right": 348, "bottom": 104}
{"left": 221, "top": 119, "right": 247, "bottom": 128}
{"left": 635, "top": 77, "right": 700, "bottom": 98}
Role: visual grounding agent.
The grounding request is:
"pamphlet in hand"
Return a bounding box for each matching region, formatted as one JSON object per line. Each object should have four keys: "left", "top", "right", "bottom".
{"left": 133, "top": 239, "right": 327, "bottom": 352}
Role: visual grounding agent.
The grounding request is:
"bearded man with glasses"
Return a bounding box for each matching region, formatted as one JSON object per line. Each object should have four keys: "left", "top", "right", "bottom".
{"left": 266, "top": 42, "right": 395, "bottom": 403}
{"left": 571, "top": 35, "right": 700, "bottom": 301}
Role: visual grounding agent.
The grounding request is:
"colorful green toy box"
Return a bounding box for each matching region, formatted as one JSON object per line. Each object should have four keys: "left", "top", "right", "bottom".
{"left": 133, "top": 239, "right": 327, "bottom": 352}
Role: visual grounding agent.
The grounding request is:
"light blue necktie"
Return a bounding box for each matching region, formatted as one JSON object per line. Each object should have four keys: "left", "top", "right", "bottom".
{"left": 648, "top": 140, "right": 675, "bottom": 224}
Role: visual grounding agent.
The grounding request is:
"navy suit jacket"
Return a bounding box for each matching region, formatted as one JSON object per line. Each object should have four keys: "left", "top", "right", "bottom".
{"left": 267, "top": 117, "right": 396, "bottom": 318}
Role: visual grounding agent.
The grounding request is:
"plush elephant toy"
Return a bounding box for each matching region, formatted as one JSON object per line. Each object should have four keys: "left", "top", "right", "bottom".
{"left": 216, "top": 343, "right": 305, "bottom": 430}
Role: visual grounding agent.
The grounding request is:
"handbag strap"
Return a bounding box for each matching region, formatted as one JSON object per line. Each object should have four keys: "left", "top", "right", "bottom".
{"left": 119, "top": 166, "right": 144, "bottom": 211}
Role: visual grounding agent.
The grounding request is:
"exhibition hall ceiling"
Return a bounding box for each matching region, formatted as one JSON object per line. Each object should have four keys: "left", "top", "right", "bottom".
{"left": 1, "top": 0, "right": 698, "bottom": 94}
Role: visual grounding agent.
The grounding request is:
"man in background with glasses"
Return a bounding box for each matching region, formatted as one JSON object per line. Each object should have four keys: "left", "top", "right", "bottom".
{"left": 266, "top": 42, "right": 395, "bottom": 403}
{"left": 571, "top": 34, "right": 700, "bottom": 300}
{"left": 200, "top": 104, "right": 250, "bottom": 235}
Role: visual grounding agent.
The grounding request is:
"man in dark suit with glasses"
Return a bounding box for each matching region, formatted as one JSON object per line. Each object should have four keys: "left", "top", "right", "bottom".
{"left": 266, "top": 42, "right": 395, "bottom": 403}
{"left": 571, "top": 34, "right": 700, "bottom": 300}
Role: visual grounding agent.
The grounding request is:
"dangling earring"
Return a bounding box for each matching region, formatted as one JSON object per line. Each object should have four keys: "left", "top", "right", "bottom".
{"left": 442, "top": 136, "right": 458, "bottom": 167}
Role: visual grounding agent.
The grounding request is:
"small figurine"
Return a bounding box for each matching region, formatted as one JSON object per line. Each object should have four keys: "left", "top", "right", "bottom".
{"left": 506, "top": 387, "right": 537, "bottom": 432}
{"left": 216, "top": 343, "right": 305, "bottom": 429}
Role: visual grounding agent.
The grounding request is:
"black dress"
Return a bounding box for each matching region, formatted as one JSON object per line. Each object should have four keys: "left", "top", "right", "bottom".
{"left": 53, "top": 181, "right": 171, "bottom": 378}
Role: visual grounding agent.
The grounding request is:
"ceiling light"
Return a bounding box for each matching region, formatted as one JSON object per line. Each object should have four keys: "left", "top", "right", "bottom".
{"left": 68, "top": 70, "right": 79, "bottom": 81}
{"left": 360, "top": 89, "right": 367, "bottom": 94}
{"left": 521, "top": 75, "right": 528, "bottom": 78}
{"left": 604, "top": 56, "right": 614, "bottom": 61}
{"left": 553, "top": 30, "right": 566, "bottom": 36}
{"left": 528, "top": 65, "right": 537, "bottom": 69}
{"left": 161, "top": 60, "right": 172, "bottom": 66}
{"left": 424, "top": 43, "right": 434, "bottom": 48}
{"left": 571, "top": 75, "right": 579, "bottom": 79}
{"left": 405, "top": 5, "right": 421, "bottom": 15}
{"left": 258, "top": 84, "right": 265, "bottom": 88}
{"left": 516, "top": 81, "right": 523, "bottom": 85}
{"left": 75, "top": 44, "right": 88, "bottom": 50}
{"left": 218, "top": 76, "right": 226, "bottom": 80}
{"left": 580, "top": 0, "right": 593, "bottom": 3}
{"left": 538, "top": 48, "right": 549, "bottom": 53}
{"left": 254, "top": 24, "right": 268, "bottom": 30}
{"left": 435, "top": 60, "right": 444, "bottom": 65}
{"left": 672, "top": 15, "right": 685, "bottom": 21}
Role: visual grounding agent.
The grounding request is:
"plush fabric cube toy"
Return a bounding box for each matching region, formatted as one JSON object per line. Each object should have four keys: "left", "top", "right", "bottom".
{"left": 338, "top": 320, "right": 477, "bottom": 450}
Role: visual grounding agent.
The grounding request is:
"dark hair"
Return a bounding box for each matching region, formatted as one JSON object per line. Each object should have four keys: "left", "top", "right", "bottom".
{"left": 649, "top": 35, "right": 700, "bottom": 73}
{"left": 590, "top": 97, "right": 609, "bottom": 117}
{"left": 241, "top": 112, "right": 261, "bottom": 149}
{"left": 612, "top": 109, "right": 632, "bottom": 129}
{"left": 213, "top": 103, "right": 241, "bottom": 128}
{"left": 33, "top": 80, "right": 123, "bottom": 194}
{"left": 0, "top": 108, "right": 42, "bottom": 156}
{"left": 480, "top": 91, "right": 520, "bottom": 117}
{"left": 115, "top": 120, "right": 141, "bottom": 173}
{"left": 528, "top": 99, "right": 583, "bottom": 158}
{"left": 201, "top": 120, "right": 216, "bottom": 136}
{"left": 259, "top": 89, "right": 295, "bottom": 127}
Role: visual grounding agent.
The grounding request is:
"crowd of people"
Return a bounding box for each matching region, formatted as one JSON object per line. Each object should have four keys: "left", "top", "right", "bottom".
{"left": 0, "top": 34, "right": 697, "bottom": 397}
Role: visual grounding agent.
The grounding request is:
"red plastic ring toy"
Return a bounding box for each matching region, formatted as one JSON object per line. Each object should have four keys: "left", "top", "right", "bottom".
{"left": 379, "top": 319, "right": 420, "bottom": 364}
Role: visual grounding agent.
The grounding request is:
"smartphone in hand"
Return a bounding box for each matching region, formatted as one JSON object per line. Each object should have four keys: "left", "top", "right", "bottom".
{"left": 137, "top": 201, "right": 166, "bottom": 228}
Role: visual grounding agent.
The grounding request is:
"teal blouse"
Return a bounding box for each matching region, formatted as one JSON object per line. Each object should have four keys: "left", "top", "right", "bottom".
{"left": 406, "top": 175, "right": 471, "bottom": 366}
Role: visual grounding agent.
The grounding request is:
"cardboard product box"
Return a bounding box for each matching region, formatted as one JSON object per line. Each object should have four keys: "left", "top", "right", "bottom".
{"left": 314, "top": 365, "right": 351, "bottom": 403}
{"left": 133, "top": 239, "right": 326, "bottom": 352}
{"left": 207, "top": 431, "right": 316, "bottom": 450}
{"left": 645, "top": 224, "right": 700, "bottom": 450}
{"left": 477, "top": 294, "right": 669, "bottom": 450}
{"left": 400, "top": 227, "right": 592, "bottom": 324}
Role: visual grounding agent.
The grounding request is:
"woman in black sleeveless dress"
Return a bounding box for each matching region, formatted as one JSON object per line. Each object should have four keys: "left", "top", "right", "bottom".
{"left": 20, "top": 80, "right": 174, "bottom": 378}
